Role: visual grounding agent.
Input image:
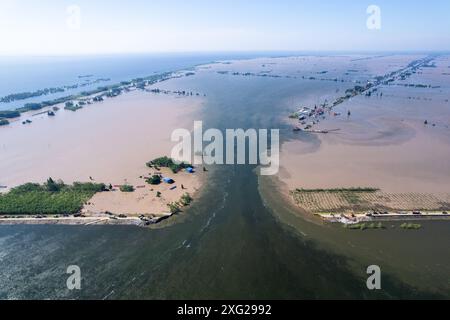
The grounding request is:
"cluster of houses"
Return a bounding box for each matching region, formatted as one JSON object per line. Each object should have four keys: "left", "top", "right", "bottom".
{"left": 292, "top": 105, "right": 334, "bottom": 132}
{"left": 291, "top": 56, "right": 437, "bottom": 133}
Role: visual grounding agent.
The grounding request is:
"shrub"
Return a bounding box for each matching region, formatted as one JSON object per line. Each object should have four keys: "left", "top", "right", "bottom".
{"left": 147, "top": 156, "right": 191, "bottom": 173}
{"left": 180, "top": 193, "right": 193, "bottom": 206}
{"left": 167, "top": 202, "right": 181, "bottom": 214}
{"left": 45, "top": 177, "right": 64, "bottom": 192}
{"left": 120, "top": 185, "right": 135, "bottom": 192}
{"left": 72, "top": 182, "right": 106, "bottom": 192}
{"left": 146, "top": 175, "right": 161, "bottom": 185}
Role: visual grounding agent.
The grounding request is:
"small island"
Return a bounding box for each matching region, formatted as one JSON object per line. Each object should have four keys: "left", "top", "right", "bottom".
{"left": 0, "top": 157, "right": 203, "bottom": 227}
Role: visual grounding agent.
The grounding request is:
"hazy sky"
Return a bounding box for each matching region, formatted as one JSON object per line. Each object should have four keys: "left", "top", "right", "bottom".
{"left": 1, "top": 0, "right": 449, "bottom": 55}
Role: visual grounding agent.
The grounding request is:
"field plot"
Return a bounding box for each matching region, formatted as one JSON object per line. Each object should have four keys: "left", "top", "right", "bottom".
{"left": 290, "top": 188, "right": 450, "bottom": 214}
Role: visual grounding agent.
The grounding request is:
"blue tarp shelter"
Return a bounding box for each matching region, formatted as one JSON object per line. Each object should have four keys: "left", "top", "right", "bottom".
{"left": 163, "top": 177, "right": 175, "bottom": 184}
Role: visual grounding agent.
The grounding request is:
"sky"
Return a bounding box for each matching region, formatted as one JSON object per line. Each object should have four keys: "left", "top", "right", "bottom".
{"left": 0, "top": 0, "right": 449, "bottom": 55}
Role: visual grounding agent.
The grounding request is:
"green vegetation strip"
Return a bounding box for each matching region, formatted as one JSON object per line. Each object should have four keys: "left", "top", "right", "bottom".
{"left": 344, "top": 222, "right": 422, "bottom": 231}
{"left": 0, "top": 178, "right": 106, "bottom": 215}
{"left": 400, "top": 223, "right": 422, "bottom": 230}
{"left": 344, "top": 222, "right": 385, "bottom": 230}
{"left": 294, "top": 187, "right": 380, "bottom": 193}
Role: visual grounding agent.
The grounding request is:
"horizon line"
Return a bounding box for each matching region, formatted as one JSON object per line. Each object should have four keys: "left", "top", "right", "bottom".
{"left": 1, "top": 49, "right": 450, "bottom": 58}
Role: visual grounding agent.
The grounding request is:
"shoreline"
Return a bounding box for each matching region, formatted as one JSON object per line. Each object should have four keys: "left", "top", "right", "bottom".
{"left": 267, "top": 54, "right": 450, "bottom": 225}
{"left": 0, "top": 71, "right": 174, "bottom": 123}
{"left": 0, "top": 82, "right": 205, "bottom": 188}
{"left": 259, "top": 172, "right": 450, "bottom": 227}
{"left": 0, "top": 162, "right": 206, "bottom": 227}
{"left": 0, "top": 209, "right": 194, "bottom": 227}
{"left": 0, "top": 67, "right": 208, "bottom": 225}
{"left": 0, "top": 70, "right": 205, "bottom": 132}
{"left": 319, "top": 211, "right": 450, "bottom": 225}
{"left": 3, "top": 54, "right": 450, "bottom": 227}
{"left": 0, "top": 163, "right": 209, "bottom": 228}
{"left": 0, "top": 215, "right": 143, "bottom": 226}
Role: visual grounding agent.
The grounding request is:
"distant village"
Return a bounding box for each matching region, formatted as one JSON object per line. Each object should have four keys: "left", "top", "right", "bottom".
{"left": 0, "top": 71, "right": 206, "bottom": 127}
{"left": 288, "top": 55, "right": 443, "bottom": 133}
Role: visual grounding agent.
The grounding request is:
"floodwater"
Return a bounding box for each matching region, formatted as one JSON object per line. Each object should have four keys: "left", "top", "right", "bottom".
{"left": 0, "top": 91, "right": 203, "bottom": 189}
{"left": 0, "top": 55, "right": 449, "bottom": 299}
